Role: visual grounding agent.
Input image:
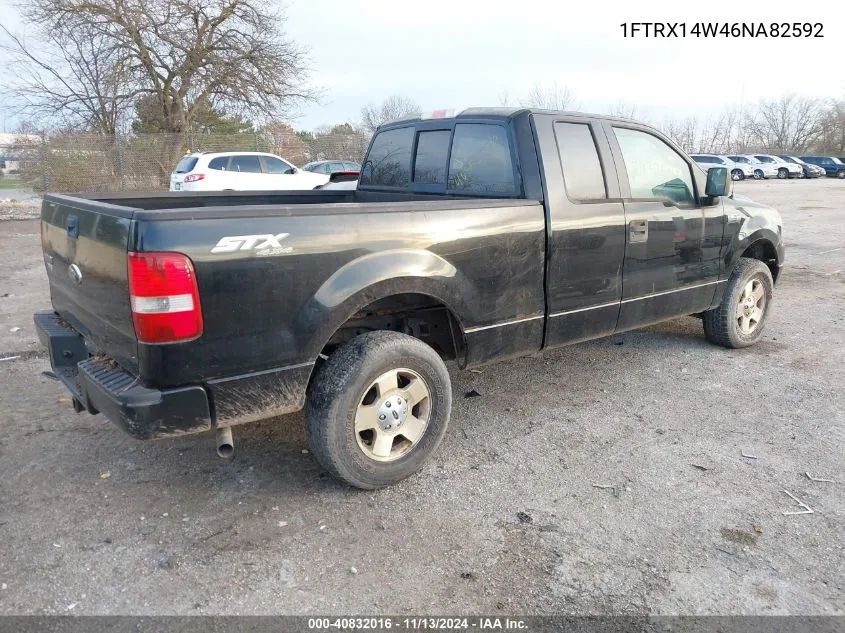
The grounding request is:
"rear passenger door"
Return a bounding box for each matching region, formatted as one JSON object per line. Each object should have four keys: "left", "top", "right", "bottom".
{"left": 531, "top": 114, "right": 627, "bottom": 347}
{"left": 227, "top": 154, "right": 265, "bottom": 190}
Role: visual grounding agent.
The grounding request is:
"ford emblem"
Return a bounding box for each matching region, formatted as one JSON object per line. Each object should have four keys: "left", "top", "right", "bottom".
{"left": 68, "top": 264, "right": 83, "bottom": 285}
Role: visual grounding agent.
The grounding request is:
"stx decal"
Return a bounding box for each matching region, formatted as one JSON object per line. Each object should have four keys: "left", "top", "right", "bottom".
{"left": 210, "top": 233, "right": 291, "bottom": 254}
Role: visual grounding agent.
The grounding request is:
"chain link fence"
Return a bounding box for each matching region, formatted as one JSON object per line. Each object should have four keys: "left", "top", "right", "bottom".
{"left": 7, "top": 130, "right": 370, "bottom": 193}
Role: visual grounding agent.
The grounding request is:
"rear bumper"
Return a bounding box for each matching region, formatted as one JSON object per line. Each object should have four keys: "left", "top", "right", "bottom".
{"left": 34, "top": 310, "right": 212, "bottom": 439}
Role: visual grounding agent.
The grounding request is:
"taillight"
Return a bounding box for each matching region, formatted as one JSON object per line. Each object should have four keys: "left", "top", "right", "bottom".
{"left": 127, "top": 252, "right": 203, "bottom": 344}
{"left": 183, "top": 173, "right": 205, "bottom": 183}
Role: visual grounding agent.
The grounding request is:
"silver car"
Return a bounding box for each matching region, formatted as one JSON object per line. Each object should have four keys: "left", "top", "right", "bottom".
{"left": 690, "top": 154, "right": 753, "bottom": 181}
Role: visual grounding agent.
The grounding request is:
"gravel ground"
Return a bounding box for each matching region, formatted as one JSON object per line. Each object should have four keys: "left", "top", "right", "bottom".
{"left": 0, "top": 179, "right": 842, "bottom": 616}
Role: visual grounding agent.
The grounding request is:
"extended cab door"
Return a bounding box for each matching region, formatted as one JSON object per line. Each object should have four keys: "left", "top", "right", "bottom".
{"left": 531, "top": 114, "right": 627, "bottom": 347}
{"left": 604, "top": 123, "right": 723, "bottom": 330}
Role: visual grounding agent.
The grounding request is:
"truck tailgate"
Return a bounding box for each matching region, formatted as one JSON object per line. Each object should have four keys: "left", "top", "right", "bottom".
{"left": 41, "top": 195, "right": 138, "bottom": 371}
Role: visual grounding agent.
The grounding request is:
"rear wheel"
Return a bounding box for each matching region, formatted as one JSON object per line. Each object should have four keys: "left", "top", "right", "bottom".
{"left": 306, "top": 331, "right": 452, "bottom": 489}
{"left": 753, "top": 169, "right": 764, "bottom": 180}
{"left": 731, "top": 169, "right": 743, "bottom": 181}
{"left": 702, "top": 258, "right": 774, "bottom": 349}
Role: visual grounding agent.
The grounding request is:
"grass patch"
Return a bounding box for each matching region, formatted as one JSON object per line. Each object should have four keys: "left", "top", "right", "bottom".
{"left": 0, "top": 178, "right": 25, "bottom": 189}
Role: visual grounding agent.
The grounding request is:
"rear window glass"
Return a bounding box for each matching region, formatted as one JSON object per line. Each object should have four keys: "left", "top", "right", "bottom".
{"left": 554, "top": 122, "right": 606, "bottom": 200}
{"left": 360, "top": 127, "right": 414, "bottom": 187}
{"left": 174, "top": 156, "right": 198, "bottom": 173}
{"left": 413, "top": 130, "right": 451, "bottom": 184}
{"left": 448, "top": 124, "right": 515, "bottom": 194}
{"left": 208, "top": 157, "right": 229, "bottom": 170}
{"left": 230, "top": 155, "right": 262, "bottom": 173}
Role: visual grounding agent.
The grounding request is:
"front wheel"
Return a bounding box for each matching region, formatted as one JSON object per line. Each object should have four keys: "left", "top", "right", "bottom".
{"left": 702, "top": 258, "right": 774, "bottom": 348}
{"left": 838, "top": 171, "right": 845, "bottom": 179}
{"left": 777, "top": 168, "right": 788, "bottom": 179}
{"left": 306, "top": 331, "right": 452, "bottom": 489}
{"left": 731, "top": 169, "right": 743, "bottom": 181}
{"left": 753, "top": 169, "right": 764, "bottom": 180}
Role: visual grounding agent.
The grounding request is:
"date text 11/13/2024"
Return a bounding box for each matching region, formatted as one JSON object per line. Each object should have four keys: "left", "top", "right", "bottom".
{"left": 620, "top": 22, "right": 823, "bottom": 37}
{"left": 308, "top": 618, "right": 528, "bottom": 630}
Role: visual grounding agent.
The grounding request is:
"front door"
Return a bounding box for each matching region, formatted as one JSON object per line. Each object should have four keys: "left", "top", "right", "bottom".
{"left": 605, "top": 124, "right": 717, "bottom": 331}
{"left": 228, "top": 154, "right": 265, "bottom": 190}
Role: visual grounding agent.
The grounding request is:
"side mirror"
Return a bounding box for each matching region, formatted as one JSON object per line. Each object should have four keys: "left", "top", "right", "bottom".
{"left": 705, "top": 166, "right": 732, "bottom": 198}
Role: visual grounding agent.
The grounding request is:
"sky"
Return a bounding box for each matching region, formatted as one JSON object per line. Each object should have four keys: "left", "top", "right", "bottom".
{"left": 1, "top": 0, "right": 842, "bottom": 131}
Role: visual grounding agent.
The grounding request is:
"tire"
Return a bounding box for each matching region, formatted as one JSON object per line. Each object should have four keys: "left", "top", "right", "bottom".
{"left": 753, "top": 169, "right": 764, "bottom": 180}
{"left": 306, "top": 331, "right": 452, "bottom": 489}
{"left": 731, "top": 169, "right": 743, "bottom": 181}
{"left": 777, "top": 168, "right": 788, "bottom": 179}
{"left": 837, "top": 171, "right": 845, "bottom": 179}
{"left": 702, "top": 258, "right": 774, "bottom": 349}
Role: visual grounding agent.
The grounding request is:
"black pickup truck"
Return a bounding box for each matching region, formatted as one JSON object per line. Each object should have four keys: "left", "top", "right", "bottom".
{"left": 35, "top": 108, "right": 784, "bottom": 489}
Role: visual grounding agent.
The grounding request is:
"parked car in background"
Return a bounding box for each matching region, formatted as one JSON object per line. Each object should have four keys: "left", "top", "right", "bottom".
{"left": 303, "top": 160, "right": 362, "bottom": 175}
{"left": 690, "top": 154, "right": 752, "bottom": 181}
{"left": 752, "top": 154, "right": 802, "bottom": 179}
{"left": 727, "top": 155, "right": 777, "bottom": 180}
{"left": 799, "top": 156, "right": 845, "bottom": 178}
{"left": 779, "top": 155, "right": 823, "bottom": 178}
{"left": 169, "top": 152, "right": 329, "bottom": 191}
{"left": 314, "top": 171, "right": 360, "bottom": 190}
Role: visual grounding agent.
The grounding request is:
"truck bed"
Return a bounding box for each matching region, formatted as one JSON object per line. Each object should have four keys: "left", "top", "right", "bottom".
{"left": 40, "top": 189, "right": 547, "bottom": 429}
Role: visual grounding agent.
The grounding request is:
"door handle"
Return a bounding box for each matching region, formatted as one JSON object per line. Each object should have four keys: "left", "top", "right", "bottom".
{"left": 629, "top": 220, "right": 648, "bottom": 243}
{"left": 66, "top": 215, "right": 79, "bottom": 239}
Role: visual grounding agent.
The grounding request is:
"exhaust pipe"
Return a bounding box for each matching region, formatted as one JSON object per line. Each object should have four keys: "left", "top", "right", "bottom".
{"left": 216, "top": 425, "right": 234, "bottom": 459}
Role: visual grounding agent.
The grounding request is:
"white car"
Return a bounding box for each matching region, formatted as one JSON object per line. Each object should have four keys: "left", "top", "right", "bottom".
{"left": 690, "top": 154, "right": 753, "bottom": 181}
{"left": 751, "top": 154, "right": 803, "bottom": 179}
{"left": 727, "top": 155, "right": 778, "bottom": 180}
{"left": 169, "top": 152, "right": 329, "bottom": 192}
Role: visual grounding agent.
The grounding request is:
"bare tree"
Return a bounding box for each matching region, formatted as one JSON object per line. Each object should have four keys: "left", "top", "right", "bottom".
{"left": 261, "top": 120, "right": 310, "bottom": 165}
{"left": 698, "top": 109, "right": 740, "bottom": 154}
{"left": 607, "top": 100, "right": 650, "bottom": 122}
{"left": 815, "top": 98, "right": 845, "bottom": 154}
{"left": 520, "top": 81, "right": 578, "bottom": 110}
{"left": 6, "top": 0, "right": 313, "bottom": 135}
{"left": 658, "top": 107, "right": 743, "bottom": 154}
{"left": 1, "top": 19, "right": 136, "bottom": 134}
{"left": 660, "top": 117, "right": 698, "bottom": 153}
{"left": 744, "top": 94, "right": 823, "bottom": 153}
{"left": 360, "top": 95, "right": 421, "bottom": 135}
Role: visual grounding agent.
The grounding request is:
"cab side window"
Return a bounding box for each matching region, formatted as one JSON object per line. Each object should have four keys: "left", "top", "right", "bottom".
{"left": 554, "top": 122, "right": 607, "bottom": 201}
{"left": 613, "top": 127, "right": 695, "bottom": 205}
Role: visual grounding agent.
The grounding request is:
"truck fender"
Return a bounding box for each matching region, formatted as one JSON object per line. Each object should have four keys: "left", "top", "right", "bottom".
{"left": 297, "top": 249, "right": 477, "bottom": 359}
{"left": 724, "top": 227, "right": 782, "bottom": 279}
